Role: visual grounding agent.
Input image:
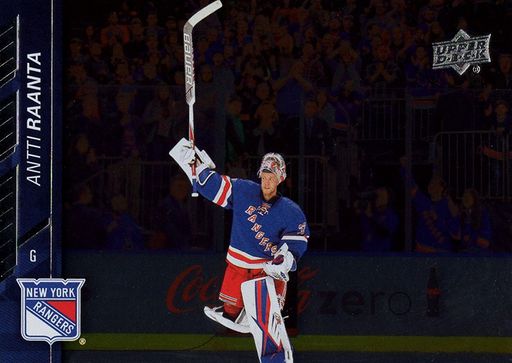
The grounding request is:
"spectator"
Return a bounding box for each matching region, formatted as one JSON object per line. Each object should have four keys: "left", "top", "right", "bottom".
{"left": 65, "top": 133, "right": 98, "bottom": 185}
{"left": 342, "top": 0, "right": 362, "bottom": 18}
{"left": 459, "top": 189, "right": 492, "bottom": 253}
{"left": 222, "top": 25, "right": 236, "bottom": 50}
{"left": 239, "top": 43, "right": 268, "bottom": 80}
{"left": 104, "top": 194, "right": 145, "bottom": 250}
{"left": 64, "top": 185, "right": 106, "bottom": 249}
{"left": 161, "top": 31, "right": 181, "bottom": 80}
{"left": 365, "top": 44, "right": 401, "bottom": 96}
{"left": 212, "top": 51, "right": 235, "bottom": 100}
{"left": 196, "top": 64, "right": 217, "bottom": 116}
{"left": 68, "top": 38, "right": 88, "bottom": 64}
{"left": 226, "top": 96, "right": 247, "bottom": 164}
{"left": 67, "top": 62, "right": 99, "bottom": 102}
{"left": 340, "top": 14, "right": 359, "bottom": 48}
{"left": 437, "top": 0, "right": 472, "bottom": 35}
{"left": 164, "top": 14, "right": 178, "bottom": 33}
{"left": 124, "top": 17, "right": 147, "bottom": 61}
{"left": 133, "top": 61, "right": 162, "bottom": 115}
{"left": 145, "top": 12, "right": 165, "bottom": 40}
{"left": 316, "top": 88, "right": 336, "bottom": 128}
{"left": 320, "top": 33, "right": 342, "bottom": 78}
{"left": 355, "top": 187, "right": 399, "bottom": 252}
{"left": 256, "top": 34, "right": 280, "bottom": 80}
{"left": 236, "top": 73, "right": 259, "bottom": 123}
{"left": 290, "top": 98, "right": 332, "bottom": 156}
{"left": 273, "top": 43, "right": 320, "bottom": 125}
{"left": 85, "top": 42, "right": 110, "bottom": 84}
{"left": 387, "top": 0, "right": 411, "bottom": 27}
{"left": 76, "top": 95, "right": 105, "bottom": 152}
{"left": 485, "top": 99, "right": 512, "bottom": 134}
{"left": 142, "top": 83, "right": 176, "bottom": 160}
{"left": 82, "top": 24, "right": 100, "bottom": 53}
{"left": 100, "top": 11, "right": 130, "bottom": 49}
{"left": 109, "top": 59, "right": 134, "bottom": 86}
{"left": 405, "top": 45, "right": 437, "bottom": 97}
{"left": 417, "top": 5, "right": 437, "bottom": 30}
{"left": 223, "top": 43, "right": 236, "bottom": 69}
{"left": 490, "top": 53, "right": 512, "bottom": 89}
{"left": 116, "top": 0, "right": 133, "bottom": 25}
{"left": 205, "top": 27, "right": 224, "bottom": 62}
{"left": 272, "top": 34, "right": 298, "bottom": 105}
{"left": 331, "top": 43, "right": 362, "bottom": 93}
{"left": 152, "top": 175, "right": 192, "bottom": 250}
{"left": 249, "top": 101, "right": 280, "bottom": 156}
{"left": 364, "top": 0, "right": 396, "bottom": 32}
{"left": 167, "top": 80, "right": 188, "bottom": 139}
{"left": 235, "top": 18, "right": 253, "bottom": 49}
{"left": 389, "top": 26, "right": 406, "bottom": 65}
{"left": 195, "top": 64, "right": 218, "bottom": 151}
{"left": 332, "top": 80, "right": 364, "bottom": 133}
{"left": 307, "top": 0, "right": 330, "bottom": 30}
{"left": 105, "top": 88, "right": 143, "bottom": 158}
{"left": 425, "top": 21, "right": 445, "bottom": 44}
{"left": 481, "top": 99, "right": 512, "bottom": 197}
{"left": 401, "top": 157, "right": 460, "bottom": 253}
{"left": 296, "top": 42, "right": 326, "bottom": 89}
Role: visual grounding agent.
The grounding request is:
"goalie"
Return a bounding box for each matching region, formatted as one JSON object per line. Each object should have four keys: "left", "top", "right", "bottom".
{"left": 170, "top": 139, "right": 309, "bottom": 362}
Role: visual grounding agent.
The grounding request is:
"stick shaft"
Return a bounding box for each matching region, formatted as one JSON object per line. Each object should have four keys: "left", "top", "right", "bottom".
{"left": 188, "top": 105, "right": 198, "bottom": 196}
{"left": 183, "top": 0, "right": 222, "bottom": 197}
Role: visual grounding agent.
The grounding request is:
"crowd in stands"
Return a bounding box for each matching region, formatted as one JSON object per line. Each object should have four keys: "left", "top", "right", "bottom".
{"left": 63, "top": 0, "right": 512, "bottom": 253}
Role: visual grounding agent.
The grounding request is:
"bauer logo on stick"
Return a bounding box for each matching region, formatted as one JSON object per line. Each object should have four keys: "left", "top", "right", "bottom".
{"left": 432, "top": 29, "right": 491, "bottom": 75}
{"left": 17, "top": 278, "right": 85, "bottom": 345}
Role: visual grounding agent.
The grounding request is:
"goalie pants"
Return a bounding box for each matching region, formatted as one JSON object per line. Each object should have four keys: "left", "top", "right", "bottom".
{"left": 219, "top": 262, "right": 287, "bottom": 317}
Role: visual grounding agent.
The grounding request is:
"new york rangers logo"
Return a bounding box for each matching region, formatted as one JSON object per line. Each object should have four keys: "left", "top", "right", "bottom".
{"left": 17, "top": 278, "right": 85, "bottom": 344}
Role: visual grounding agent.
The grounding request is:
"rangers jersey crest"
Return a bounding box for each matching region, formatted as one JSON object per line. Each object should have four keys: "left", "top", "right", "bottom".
{"left": 17, "top": 278, "right": 86, "bottom": 344}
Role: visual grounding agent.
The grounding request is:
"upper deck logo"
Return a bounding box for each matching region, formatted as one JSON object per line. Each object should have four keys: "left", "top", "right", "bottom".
{"left": 432, "top": 29, "right": 491, "bottom": 75}
{"left": 17, "top": 278, "right": 85, "bottom": 344}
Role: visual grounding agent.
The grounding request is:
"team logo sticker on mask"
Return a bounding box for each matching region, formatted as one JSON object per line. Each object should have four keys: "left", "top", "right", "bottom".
{"left": 432, "top": 29, "right": 491, "bottom": 75}
{"left": 17, "top": 278, "right": 85, "bottom": 344}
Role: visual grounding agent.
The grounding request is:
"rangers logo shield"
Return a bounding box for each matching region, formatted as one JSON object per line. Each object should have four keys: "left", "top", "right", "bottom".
{"left": 17, "top": 278, "right": 85, "bottom": 344}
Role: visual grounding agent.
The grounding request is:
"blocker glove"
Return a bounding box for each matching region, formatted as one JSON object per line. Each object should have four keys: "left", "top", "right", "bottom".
{"left": 263, "top": 244, "right": 295, "bottom": 282}
{"left": 180, "top": 139, "right": 216, "bottom": 174}
{"left": 169, "top": 138, "right": 216, "bottom": 184}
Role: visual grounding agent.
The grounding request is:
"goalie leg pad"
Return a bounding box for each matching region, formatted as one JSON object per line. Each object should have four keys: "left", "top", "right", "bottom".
{"left": 241, "top": 277, "right": 293, "bottom": 363}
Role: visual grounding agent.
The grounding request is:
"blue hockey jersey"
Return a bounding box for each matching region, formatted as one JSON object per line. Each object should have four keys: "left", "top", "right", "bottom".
{"left": 196, "top": 168, "right": 309, "bottom": 269}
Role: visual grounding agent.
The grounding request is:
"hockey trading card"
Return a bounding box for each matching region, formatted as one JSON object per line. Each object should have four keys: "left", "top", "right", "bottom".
{"left": 1, "top": 1, "right": 511, "bottom": 363}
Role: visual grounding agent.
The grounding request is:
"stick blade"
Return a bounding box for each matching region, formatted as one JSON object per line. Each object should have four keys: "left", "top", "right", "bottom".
{"left": 186, "top": 0, "right": 222, "bottom": 27}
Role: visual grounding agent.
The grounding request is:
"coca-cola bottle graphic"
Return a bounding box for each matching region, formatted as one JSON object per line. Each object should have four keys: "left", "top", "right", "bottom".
{"left": 426, "top": 267, "right": 440, "bottom": 317}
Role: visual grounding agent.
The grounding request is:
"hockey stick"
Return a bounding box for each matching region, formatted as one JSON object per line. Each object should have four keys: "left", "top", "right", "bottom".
{"left": 183, "top": 0, "right": 222, "bottom": 197}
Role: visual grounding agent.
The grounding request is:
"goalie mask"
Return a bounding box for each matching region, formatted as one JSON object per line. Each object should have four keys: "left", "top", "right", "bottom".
{"left": 257, "top": 153, "right": 287, "bottom": 183}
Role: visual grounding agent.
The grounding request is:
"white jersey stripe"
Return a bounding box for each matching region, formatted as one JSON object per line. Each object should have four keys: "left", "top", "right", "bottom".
{"left": 281, "top": 235, "right": 308, "bottom": 242}
{"left": 219, "top": 292, "right": 237, "bottom": 302}
{"left": 212, "top": 176, "right": 227, "bottom": 205}
{"left": 213, "top": 175, "right": 232, "bottom": 207}
{"left": 219, "top": 177, "right": 232, "bottom": 207}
